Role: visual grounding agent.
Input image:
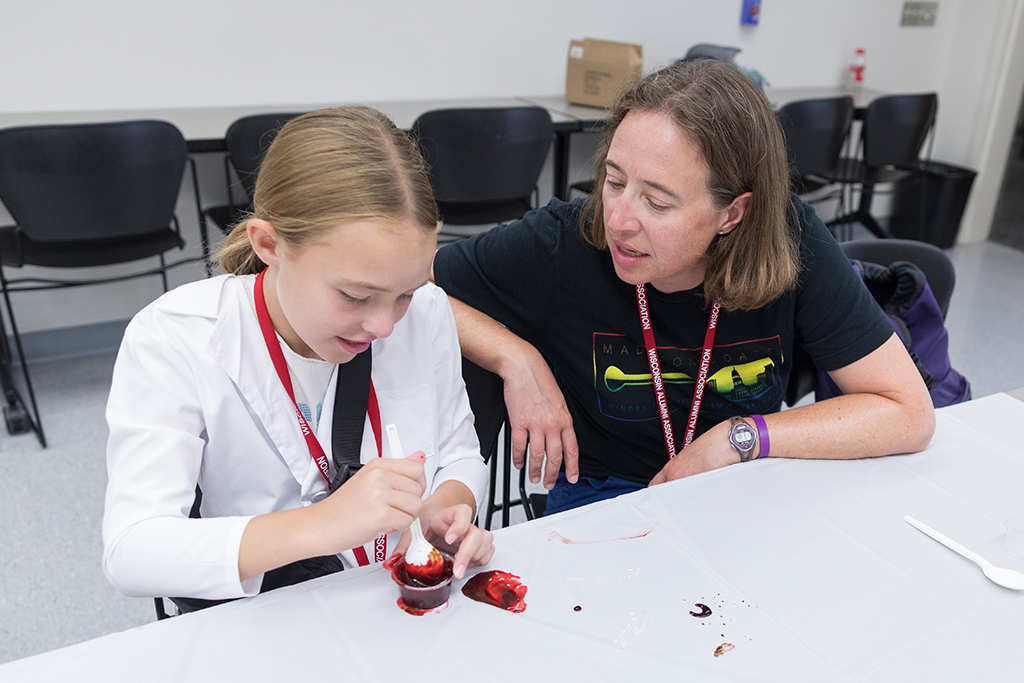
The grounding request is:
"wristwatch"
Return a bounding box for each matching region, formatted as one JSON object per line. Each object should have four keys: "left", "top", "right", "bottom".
{"left": 728, "top": 416, "right": 758, "bottom": 462}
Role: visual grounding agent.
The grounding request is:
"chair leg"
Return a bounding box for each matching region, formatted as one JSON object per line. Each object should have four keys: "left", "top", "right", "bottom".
{"left": 0, "top": 273, "right": 46, "bottom": 447}
{"left": 159, "top": 253, "right": 169, "bottom": 292}
{"left": 188, "top": 156, "right": 212, "bottom": 277}
{"left": 484, "top": 443, "right": 499, "bottom": 531}
{"left": 502, "top": 429, "right": 516, "bottom": 528}
{"left": 826, "top": 181, "right": 892, "bottom": 240}
{"left": 154, "top": 597, "right": 172, "bottom": 620}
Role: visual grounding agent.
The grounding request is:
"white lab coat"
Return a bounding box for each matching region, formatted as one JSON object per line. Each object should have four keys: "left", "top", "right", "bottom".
{"left": 102, "top": 274, "right": 487, "bottom": 600}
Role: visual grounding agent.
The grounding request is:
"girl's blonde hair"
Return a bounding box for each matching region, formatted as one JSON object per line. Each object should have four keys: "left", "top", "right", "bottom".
{"left": 217, "top": 106, "right": 439, "bottom": 275}
{"left": 582, "top": 59, "right": 799, "bottom": 311}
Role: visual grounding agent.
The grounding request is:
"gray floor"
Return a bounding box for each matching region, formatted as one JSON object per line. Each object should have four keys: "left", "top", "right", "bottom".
{"left": 2, "top": 236, "right": 1024, "bottom": 666}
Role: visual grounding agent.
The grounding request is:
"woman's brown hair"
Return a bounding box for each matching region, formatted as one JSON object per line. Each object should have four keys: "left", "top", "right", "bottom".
{"left": 582, "top": 59, "right": 799, "bottom": 310}
{"left": 217, "top": 106, "right": 439, "bottom": 275}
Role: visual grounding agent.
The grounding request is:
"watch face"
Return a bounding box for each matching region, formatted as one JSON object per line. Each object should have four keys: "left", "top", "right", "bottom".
{"left": 730, "top": 423, "right": 756, "bottom": 451}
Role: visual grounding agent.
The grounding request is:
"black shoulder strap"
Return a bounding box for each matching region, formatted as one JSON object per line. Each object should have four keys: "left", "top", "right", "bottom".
{"left": 330, "top": 348, "right": 372, "bottom": 490}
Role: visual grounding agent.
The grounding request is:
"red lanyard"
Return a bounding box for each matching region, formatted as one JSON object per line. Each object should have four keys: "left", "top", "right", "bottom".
{"left": 635, "top": 284, "right": 721, "bottom": 459}
{"left": 254, "top": 269, "right": 384, "bottom": 565}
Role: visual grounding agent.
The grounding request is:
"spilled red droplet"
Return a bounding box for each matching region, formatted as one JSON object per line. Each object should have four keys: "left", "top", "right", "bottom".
{"left": 689, "top": 603, "right": 713, "bottom": 618}
{"left": 461, "top": 570, "right": 527, "bottom": 612}
{"left": 573, "top": 605, "right": 582, "bottom": 612}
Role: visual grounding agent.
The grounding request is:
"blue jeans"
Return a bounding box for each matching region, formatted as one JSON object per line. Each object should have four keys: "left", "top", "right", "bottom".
{"left": 544, "top": 472, "right": 645, "bottom": 515}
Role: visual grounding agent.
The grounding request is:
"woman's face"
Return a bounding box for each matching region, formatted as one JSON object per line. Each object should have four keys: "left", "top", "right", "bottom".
{"left": 601, "top": 109, "right": 744, "bottom": 293}
{"left": 262, "top": 219, "right": 436, "bottom": 363}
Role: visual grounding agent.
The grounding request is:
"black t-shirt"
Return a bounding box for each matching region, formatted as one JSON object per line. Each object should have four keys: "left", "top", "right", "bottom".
{"left": 433, "top": 197, "right": 892, "bottom": 484}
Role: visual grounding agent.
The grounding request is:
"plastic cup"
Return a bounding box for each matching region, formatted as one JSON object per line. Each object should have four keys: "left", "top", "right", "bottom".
{"left": 1005, "top": 515, "right": 1024, "bottom": 560}
{"left": 385, "top": 553, "right": 453, "bottom": 611}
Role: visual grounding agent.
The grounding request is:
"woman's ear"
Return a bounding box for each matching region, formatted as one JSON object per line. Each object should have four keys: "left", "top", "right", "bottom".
{"left": 247, "top": 219, "right": 281, "bottom": 266}
{"left": 718, "top": 192, "right": 753, "bottom": 236}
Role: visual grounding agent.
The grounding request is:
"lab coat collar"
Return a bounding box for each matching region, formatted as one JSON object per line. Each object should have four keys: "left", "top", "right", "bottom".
{"left": 200, "top": 274, "right": 335, "bottom": 492}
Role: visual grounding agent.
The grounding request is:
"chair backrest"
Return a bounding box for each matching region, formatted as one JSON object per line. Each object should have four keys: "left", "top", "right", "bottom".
{"left": 412, "top": 107, "right": 553, "bottom": 222}
{"left": 840, "top": 238, "right": 955, "bottom": 318}
{"left": 862, "top": 93, "right": 937, "bottom": 169}
{"left": 777, "top": 96, "right": 854, "bottom": 180}
{"left": 0, "top": 120, "right": 186, "bottom": 242}
{"left": 225, "top": 113, "right": 303, "bottom": 199}
{"left": 682, "top": 43, "right": 740, "bottom": 63}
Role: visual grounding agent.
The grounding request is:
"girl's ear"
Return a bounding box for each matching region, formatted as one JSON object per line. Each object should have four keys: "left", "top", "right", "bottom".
{"left": 247, "top": 219, "right": 281, "bottom": 266}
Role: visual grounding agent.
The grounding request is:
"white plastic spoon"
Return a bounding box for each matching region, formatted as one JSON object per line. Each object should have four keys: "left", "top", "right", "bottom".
{"left": 904, "top": 515, "right": 1024, "bottom": 591}
{"left": 385, "top": 424, "right": 445, "bottom": 583}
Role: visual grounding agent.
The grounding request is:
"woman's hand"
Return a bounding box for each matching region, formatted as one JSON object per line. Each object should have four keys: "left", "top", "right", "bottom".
{"left": 501, "top": 347, "right": 579, "bottom": 490}
{"left": 648, "top": 421, "right": 738, "bottom": 486}
{"left": 393, "top": 480, "right": 495, "bottom": 579}
{"left": 442, "top": 295, "right": 579, "bottom": 490}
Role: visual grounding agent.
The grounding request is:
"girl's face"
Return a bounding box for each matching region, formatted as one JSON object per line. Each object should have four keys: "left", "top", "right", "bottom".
{"left": 601, "top": 109, "right": 748, "bottom": 293}
{"left": 258, "top": 218, "right": 436, "bottom": 364}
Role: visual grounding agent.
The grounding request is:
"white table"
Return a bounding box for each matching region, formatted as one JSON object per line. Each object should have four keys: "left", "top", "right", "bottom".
{"left": 3, "top": 393, "right": 1022, "bottom": 682}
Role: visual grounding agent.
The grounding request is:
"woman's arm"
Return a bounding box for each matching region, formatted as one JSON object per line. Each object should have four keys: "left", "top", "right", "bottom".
{"left": 650, "top": 333, "right": 935, "bottom": 484}
{"left": 447, "top": 295, "right": 580, "bottom": 489}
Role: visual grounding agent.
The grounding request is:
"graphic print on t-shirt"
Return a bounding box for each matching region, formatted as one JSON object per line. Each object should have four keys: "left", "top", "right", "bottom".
{"left": 593, "top": 332, "right": 783, "bottom": 422}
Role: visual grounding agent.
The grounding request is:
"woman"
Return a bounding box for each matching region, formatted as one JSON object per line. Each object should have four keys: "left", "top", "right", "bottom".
{"left": 432, "top": 60, "right": 934, "bottom": 515}
{"left": 103, "top": 106, "right": 493, "bottom": 605}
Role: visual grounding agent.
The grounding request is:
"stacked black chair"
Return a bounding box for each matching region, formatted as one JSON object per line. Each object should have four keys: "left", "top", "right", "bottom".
{"left": 0, "top": 120, "right": 199, "bottom": 446}
{"left": 777, "top": 96, "right": 855, "bottom": 196}
{"left": 825, "top": 93, "right": 938, "bottom": 239}
{"left": 203, "top": 113, "right": 303, "bottom": 237}
{"left": 412, "top": 107, "right": 553, "bottom": 243}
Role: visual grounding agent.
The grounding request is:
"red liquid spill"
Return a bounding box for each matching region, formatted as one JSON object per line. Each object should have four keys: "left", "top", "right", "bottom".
{"left": 396, "top": 597, "right": 450, "bottom": 616}
{"left": 461, "top": 571, "right": 527, "bottom": 613}
{"left": 547, "top": 525, "right": 656, "bottom": 545}
{"left": 689, "top": 603, "right": 713, "bottom": 618}
{"left": 573, "top": 605, "right": 582, "bottom": 612}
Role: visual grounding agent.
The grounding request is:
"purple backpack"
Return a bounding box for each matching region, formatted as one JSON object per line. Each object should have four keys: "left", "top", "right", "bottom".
{"left": 816, "top": 260, "right": 971, "bottom": 407}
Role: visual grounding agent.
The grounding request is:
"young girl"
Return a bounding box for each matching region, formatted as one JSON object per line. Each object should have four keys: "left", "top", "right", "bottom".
{"left": 103, "top": 106, "right": 493, "bottom": 606}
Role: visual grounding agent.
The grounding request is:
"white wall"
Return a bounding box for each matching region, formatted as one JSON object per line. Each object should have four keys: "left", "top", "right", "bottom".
{"left": 1, "top": 0, "right": 1021, "bottom": 333}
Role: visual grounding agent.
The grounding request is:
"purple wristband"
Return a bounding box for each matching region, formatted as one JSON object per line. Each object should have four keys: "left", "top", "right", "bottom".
{"left": 751, "top": 414, "right": 769, "bottom": 459}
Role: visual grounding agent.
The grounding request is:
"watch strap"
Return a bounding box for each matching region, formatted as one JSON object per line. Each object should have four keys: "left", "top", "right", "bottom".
{"left": 751, "top": 414, "right": 769, "bottom": 459}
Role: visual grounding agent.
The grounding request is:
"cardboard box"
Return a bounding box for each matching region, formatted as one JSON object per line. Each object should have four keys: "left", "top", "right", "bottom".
{"left": 565, "top": 38, "right": 643, "bottom": 108}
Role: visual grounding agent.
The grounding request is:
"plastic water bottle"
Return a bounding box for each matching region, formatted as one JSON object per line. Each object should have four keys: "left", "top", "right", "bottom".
{"left": 848, "top": 48, "right": 866, "bottom": 90}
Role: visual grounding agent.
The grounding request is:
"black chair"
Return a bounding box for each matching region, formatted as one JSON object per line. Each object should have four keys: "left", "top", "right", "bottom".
{"left": 460, "top": 357, "right": 552, "bottom": 526}
{"left": 203, "top": 113, "right": 303, "bottom": 236}
{"left": 826, "top": 93, "right": 938, "bottom": 239}
{"left": 777, "top": 96, "right": 855, "bottom": 196}
{"left": 785, "top": 237, "right": 956, "bottom": 407}
{"left": 412, "top": 107, "right": 553, "bottom": 242}
{"left": 0, "top": 120, "right": 199, "bottom": 446}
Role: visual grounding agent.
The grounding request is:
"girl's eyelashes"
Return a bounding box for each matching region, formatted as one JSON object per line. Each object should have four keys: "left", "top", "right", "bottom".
{"left": 340, "top": 291, "right": 369, "bottom": 304}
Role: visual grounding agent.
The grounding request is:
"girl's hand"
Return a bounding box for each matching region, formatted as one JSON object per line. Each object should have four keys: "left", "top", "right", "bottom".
{"left": 239, "top": 453, "right": 426, "bottom": 581}
{"left": 421, "top": 503, "right": 495, "bottom": 579}
{"left": 319, "top": 453, "right": 427, "bottom": 548}
{"left": 393, "top": 481, "right": 495, "bottom": 579}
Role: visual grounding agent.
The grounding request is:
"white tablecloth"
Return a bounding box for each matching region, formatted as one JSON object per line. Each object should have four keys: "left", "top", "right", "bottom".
{"left": 3, "top": 394, "right": 1023, "bottom": 682}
